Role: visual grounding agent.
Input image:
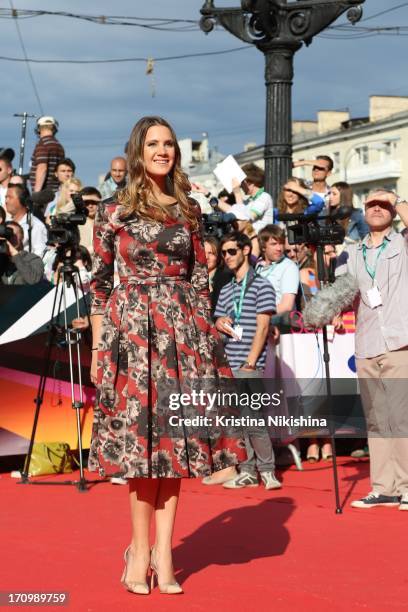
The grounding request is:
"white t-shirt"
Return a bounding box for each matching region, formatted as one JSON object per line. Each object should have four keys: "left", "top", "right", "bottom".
{"left": 18, "top": 212, "right": 48, "bottom": 257}
{"left": 246, "top": 190, "right": 274, "bottom": 233}
{"left": 256, "top": 257, "right": 300, "bottom": 305}
{"left": 0, "top": 184, "right": 7, "bottom": 208}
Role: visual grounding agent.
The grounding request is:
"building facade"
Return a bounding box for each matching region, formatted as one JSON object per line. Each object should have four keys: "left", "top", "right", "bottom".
{"left": 234, "top": 95, "right": 408, "bottom": 207}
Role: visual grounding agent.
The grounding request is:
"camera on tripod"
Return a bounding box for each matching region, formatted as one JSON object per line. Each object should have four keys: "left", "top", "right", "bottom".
{"left": 282, "top": 209, "right": 347, "bottom": 247}
{"left": 47, "top": 193, "right": 88, "bottom": 248}
{"left": 0, "top": 225, "right": 14, "bottom": 255}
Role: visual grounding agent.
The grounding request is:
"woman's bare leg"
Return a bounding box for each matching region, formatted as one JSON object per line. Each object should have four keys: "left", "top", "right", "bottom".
{"left": 153, "top": 479, "right": 181, "bottom": 584}
{"left": 126, "top": 478, "right": 159, "bottom": 583}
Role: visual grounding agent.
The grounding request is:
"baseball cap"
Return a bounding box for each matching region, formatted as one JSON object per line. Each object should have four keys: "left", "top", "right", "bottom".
{"left": 36, "top": 116, "right": 59, "bottom": 131}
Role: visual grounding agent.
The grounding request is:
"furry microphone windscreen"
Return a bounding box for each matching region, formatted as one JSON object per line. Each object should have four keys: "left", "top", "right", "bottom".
{"left": 303, "top": 274, "right": 360, "bottom": 329}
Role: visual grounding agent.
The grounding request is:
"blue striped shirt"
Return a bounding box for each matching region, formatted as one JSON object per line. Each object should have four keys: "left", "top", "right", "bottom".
{"left": 214, "top": 269, "right": 276, "bottom": 369}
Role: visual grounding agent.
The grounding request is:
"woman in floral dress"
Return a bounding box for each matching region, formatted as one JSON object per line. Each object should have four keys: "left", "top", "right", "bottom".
{"left": 89, "top": 116, "right": 245, "bottom": 594}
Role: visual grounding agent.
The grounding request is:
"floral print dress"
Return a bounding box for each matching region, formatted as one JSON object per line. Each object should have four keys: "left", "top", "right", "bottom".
{"left": 88, "top": 200, "right": 246, "bottom": 478}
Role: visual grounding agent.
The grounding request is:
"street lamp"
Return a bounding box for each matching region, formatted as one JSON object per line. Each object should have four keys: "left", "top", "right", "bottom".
{"left": 200, "top": 0, "right": 365, "bottom": 205}
{"left": 343, "top": 137, "right": 400, "bottom": 181}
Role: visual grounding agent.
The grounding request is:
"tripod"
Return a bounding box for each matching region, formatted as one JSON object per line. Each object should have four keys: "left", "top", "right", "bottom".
{"left": 315, "top": 244, "right": 342, "bottom": 514}
{"left": 19, "top": 248, "right": 98, "bottom": 492}
{"left": 13, "top": 112, "right": 36, "bottom": 176}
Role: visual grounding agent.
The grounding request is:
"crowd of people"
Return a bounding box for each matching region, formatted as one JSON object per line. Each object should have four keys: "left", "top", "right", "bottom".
{"left": 2, "top": 114, "right": 407, "bottom": 597}
{"left": 0, "top": 116, "right": 127, "bottom": 286}
{"left": 1, "top": 117, "right": 407, "bottom": 513}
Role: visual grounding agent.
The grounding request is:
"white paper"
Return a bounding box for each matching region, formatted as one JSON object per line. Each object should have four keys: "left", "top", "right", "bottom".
{"left": 213, "top": 155, "right": 246, "bottom": 193}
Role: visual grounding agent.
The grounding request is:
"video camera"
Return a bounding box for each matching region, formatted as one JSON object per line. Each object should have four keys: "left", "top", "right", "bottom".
{"left": 202, "top": 197, "right": 236, "bottom": 239}
{"left": 202, "top": 212, "right": 235, "bottom": 239}
{"left": 279, "top": 207, "right": 348, "bottom": 246}
{"left": 47, "top": 193, "right": 88, "bottom": 249}
{"left": 0, "top": 225, "right": 14, "bottom": 255}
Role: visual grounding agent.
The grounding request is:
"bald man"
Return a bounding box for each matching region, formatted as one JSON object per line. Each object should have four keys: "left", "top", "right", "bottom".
{"left": 100, "top": 156, "right": 127, "bottom": 199}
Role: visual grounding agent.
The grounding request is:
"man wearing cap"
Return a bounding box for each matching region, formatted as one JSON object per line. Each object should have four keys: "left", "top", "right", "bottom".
{"left": 336, "top": 189, "right": 408, "bottom": 511}
{"left": 0, "top": 148, "right": 15, "bottom": 210}
{"left": 30, "top": 116, "right": 65, "bottom": 193}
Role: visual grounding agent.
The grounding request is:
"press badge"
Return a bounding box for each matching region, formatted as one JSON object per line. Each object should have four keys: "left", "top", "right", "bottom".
{"left": 232, "top": 324, "right": 243, "bottom": 342}
{"left": 367, "top": 285, "right": 382, "bottom": 309}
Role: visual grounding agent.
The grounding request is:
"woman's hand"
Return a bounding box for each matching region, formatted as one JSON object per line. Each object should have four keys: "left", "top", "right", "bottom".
{"left": 284, "top": 180, "right": 306, "bottom": 197}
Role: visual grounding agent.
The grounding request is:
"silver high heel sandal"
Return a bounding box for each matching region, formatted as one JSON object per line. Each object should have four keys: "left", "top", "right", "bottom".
{"left": 150, "top": 547, "right": 183, "bottom": 594}
{"left": 121, "top": 545, "right": 150, "bottom": 595}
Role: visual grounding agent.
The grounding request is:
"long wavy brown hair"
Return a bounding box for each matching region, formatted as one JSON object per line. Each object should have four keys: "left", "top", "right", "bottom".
{"left": 118, "top": 116, "right": 197, "bottom": 229}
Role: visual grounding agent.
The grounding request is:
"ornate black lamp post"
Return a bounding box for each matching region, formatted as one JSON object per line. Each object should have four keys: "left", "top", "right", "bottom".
{"left": 200, "top": 0, "right": 364, "bottom": 204}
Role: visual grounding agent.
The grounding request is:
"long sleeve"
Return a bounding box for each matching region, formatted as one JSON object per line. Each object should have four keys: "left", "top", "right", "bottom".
{"left": 188, "top": 200, "right": 211, "bottom": 313}
{"left": 12, "top": 251, "right": 44, "bottom": 284}
{"left": 90, "top": 204, "right": 115, "bottom": 315}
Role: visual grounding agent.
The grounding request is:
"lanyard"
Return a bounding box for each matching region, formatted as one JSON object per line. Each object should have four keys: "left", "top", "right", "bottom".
{"left": 249, "top": 187, "right": 264, "bottom": 201}
{"left": 232, "top": 272, "right": 248, "bottom": 325}
{"left": 258, "top": 257, "right": 285, "bottom": 278}
{"left": 362, "top": 239, "right": 387, "bottom": 281}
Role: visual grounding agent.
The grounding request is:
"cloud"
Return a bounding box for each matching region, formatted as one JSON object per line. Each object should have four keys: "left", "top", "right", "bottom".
{"left": 1, "top": 0, "right": 406, "bottom": 184}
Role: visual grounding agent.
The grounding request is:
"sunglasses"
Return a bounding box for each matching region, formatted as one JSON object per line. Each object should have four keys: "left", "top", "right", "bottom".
{"left": 283, "top": 188, "right": 299, "bottom": 195}
{"left": 365, "top": 199, "right": 393, "bottom": 209}
{"left": 221, "top": 247, "right": 240, "bottom": 257}
{"left": 85, "top": 200, "right": 100, "bottom": 206}
{"left": 312, "top": 165, "right": 328, "bottom": 172}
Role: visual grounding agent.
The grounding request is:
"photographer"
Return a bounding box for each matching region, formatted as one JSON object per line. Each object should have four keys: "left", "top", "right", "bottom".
{"left": 0, "top": 221, "right": 44, "bottom": 285}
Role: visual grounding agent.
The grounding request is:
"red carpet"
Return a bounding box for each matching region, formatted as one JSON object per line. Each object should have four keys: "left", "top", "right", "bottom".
{"left": 1, "top": 458, "right": 407, "bottom": 611}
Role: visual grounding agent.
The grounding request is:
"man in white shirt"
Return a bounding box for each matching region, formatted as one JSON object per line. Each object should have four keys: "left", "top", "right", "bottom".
{"left": 5, "top": 185, "right": 47, "bottom": 257}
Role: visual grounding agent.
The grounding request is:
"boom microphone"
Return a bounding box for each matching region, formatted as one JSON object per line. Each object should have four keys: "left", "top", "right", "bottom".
{"left": 303, "top": 273, "right": 359, "bottom": 329}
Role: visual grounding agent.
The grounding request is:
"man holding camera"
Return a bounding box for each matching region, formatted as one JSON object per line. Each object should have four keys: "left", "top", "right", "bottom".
{"left": 0, "top": 221, "right": 44, "bottom": 285}
{"left": 336, "top": 189, "right": 408, "bottom": 510}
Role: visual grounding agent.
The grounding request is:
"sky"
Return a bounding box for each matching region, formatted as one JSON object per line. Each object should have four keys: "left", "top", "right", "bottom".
{"left": 1, "top": 0, "right": 407, "bottom": 185}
